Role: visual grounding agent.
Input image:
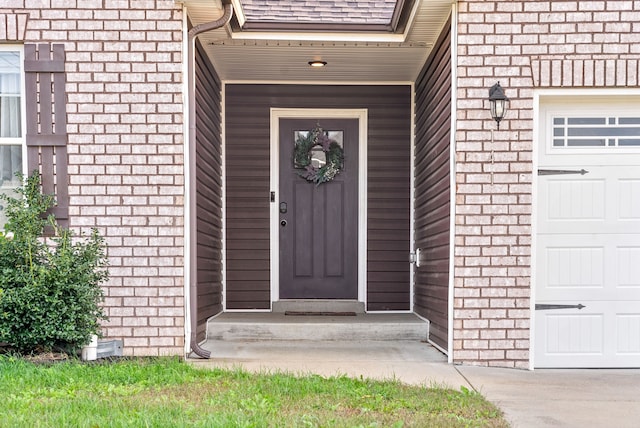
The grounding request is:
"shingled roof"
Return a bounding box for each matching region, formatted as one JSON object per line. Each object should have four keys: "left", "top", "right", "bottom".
{"left": 238, "top": 0, "right": 399, "bottom": 24}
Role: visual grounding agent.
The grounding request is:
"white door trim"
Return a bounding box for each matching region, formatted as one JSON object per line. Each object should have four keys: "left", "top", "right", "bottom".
{"left": 269, "top": 108, "right": 368, "bottom": 307}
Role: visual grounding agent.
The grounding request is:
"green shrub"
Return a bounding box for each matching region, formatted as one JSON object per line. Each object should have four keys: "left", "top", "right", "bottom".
{"left": 0, "top": 172, "right": 108, "bottom": 354}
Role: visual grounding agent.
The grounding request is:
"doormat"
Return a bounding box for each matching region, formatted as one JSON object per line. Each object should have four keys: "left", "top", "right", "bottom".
{"left": 284, "top": 311, "right": 357, "bottom": 316}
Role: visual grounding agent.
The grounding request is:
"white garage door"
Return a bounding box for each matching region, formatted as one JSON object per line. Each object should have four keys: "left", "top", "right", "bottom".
{"left": 535, "top": 97, "right": 640, "bottom": 368}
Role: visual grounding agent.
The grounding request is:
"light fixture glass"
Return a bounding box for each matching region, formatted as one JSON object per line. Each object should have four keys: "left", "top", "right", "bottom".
{"left": 308, "top": 60, "right": 327, "bottom": 67}
{"left": 488, "top": 82, "right": 509, "bottom": 130}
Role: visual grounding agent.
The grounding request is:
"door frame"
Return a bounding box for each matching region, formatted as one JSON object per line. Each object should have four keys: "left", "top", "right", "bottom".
{"left": 269, "top": 108, "right": 368, "bottom": 307}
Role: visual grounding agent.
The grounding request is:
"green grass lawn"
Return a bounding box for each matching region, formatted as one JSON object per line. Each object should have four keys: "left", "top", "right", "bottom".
{"left": 0, "top": 356, "right": 507, "bottom": 427}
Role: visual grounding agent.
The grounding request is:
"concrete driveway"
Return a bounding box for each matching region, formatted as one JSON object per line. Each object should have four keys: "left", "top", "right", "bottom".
{"left": 458, "top": 366, "right": 640, "bottom": 428}
{"left": 190, "top": 340, "right": 640, "bottom": 427}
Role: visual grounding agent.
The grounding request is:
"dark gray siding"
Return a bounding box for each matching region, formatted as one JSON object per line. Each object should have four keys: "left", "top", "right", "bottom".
{"left": 225, "top": 85, "right": 411, "bottom": 310}
{"left": 195, "top": 40, "right": 223, "bottom": 340}
{"left": 414, "top": 17, "right": 452, "bottom": 350}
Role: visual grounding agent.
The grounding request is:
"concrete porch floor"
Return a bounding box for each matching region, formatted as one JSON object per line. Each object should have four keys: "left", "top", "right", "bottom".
{"left": 191, "top": 312, "right": 462, "bottom": 387}
{"left": 192, "top": 339, "right": 461, "bottom": 387}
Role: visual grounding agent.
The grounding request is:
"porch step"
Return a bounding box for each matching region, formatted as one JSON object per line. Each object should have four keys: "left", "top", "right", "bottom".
{"left": 272, "top": 299, "right": 365, "bottom": 314}
{"left": 205, "top": 313, "right": 429, "bottom": 342}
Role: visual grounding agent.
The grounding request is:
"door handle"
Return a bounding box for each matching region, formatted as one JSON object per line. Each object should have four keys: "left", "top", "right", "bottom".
{"left": 280, "top": 220, "right": 287, "bottom": 227}
{"left": 280, "top": 202, "right": 287, "bottom": 213}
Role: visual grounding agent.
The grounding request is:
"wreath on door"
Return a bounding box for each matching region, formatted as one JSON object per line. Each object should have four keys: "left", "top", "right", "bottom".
{"left": 293, "top": 125, "right": 344, "bottom": 185}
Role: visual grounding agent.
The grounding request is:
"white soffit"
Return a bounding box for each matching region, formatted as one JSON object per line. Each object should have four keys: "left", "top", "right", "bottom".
{"left": 183, "top": 0, "right": 452, "bottom": 83}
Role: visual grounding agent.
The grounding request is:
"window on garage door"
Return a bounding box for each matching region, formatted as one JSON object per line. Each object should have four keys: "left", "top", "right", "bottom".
{"left": 535, "top": 94, "right": 640, "bottom": 368}
{"left": 552, "top": 115, "right": 640, "bottom": 148}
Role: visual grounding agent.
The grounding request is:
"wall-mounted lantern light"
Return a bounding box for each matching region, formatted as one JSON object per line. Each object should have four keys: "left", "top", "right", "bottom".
{"left": 488, "top": 82, "right": 509, "bottom": 130}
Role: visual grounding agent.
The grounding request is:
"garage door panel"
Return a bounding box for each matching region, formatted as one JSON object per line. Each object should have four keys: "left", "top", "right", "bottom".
{"left": 620, "top": 179, "right": 640, "bottom": 219}
{"left": 545, "top": 245, "right": 604, "bottom": 289}
{"left": 540, "top": 167, "right": 640, "bottom": 234}
{"left": 535, "top": 301, "right": 640, "bottom": 368}
{"left": 542, "top": 311, "right": 604, "bottom": 354}
{"left": 537, "top": 234, "right": 640, "bottom": 301}
{"left": 546, "top": 178, "right": 605, "bottom": 221}
{"left": 617, "top": 313, "right": 640, "bottom": 354}
{"left": 618, "top": 247, "right": 640, "bottom": 286}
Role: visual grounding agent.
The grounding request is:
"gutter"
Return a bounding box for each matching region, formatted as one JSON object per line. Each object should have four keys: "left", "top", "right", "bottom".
{"left": 187, "top": 2, "right": 234, "bottom": 359}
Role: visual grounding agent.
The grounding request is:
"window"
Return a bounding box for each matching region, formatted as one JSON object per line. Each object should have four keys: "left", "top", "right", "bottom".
{"left": 293, "top": 129, "right": 344, "bottom": 169}
{"left": 552, "top": 115, "right": 640, "bottom": 148}
{"left": 0, "top": 47, "right": 25, "bottom": 225}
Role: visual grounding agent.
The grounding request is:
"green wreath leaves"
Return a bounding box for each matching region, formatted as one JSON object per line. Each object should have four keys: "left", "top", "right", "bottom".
{"left": 293, "top": 126, "right": 344, "bottom": 185}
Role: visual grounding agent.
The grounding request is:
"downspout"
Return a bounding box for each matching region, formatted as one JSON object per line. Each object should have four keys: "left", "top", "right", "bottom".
{"left": 187, "top": 2, "right": 234, "bottom": 358}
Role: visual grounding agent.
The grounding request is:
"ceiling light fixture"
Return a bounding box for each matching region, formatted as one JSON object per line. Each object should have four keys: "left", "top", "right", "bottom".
{"left": 308, "top": 60, "right": 327, "bottom": 67}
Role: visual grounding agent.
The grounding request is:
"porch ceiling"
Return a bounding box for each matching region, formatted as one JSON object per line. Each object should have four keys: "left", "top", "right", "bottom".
{"left": 183, "top": 0, "right": 453, "bottom": 83}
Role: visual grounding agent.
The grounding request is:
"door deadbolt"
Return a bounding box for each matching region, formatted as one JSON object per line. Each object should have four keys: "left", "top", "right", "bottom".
{"left": 279, "top": 202, "right": 287, "bottom": 213}
{"left": 280, "top": 220, "right": 287, "bottom": 227}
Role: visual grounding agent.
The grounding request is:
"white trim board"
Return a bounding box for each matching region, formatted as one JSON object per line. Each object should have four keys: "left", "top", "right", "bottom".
{"left": 409, "top": 84, "right": 416, "bottom": 313}
{"left": 269, "top": 108, "right": 368, "bottom": 308}
{"left": 220, "top": 75, "right": 228, "bottom": 311}
{"left": 180, "top": 9, "right": 192, "bottom": 355}
{"left": 222, "top": 80, "right": 415, "bottom": 86}
{"left": 447, "top": 3, "right": 457, "bottom": 363}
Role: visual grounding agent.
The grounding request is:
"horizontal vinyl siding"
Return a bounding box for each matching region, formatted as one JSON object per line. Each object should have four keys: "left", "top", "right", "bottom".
{"left": 414, "top": 17, "right": 452, "bottom": 350}
{"left": 367, "top": 105, "right": 411, "bottom": 310}
{"left": 225, "top": 90, "right": 270, "bottom": 309}
{"left": 195, "top": 40, "right": 223, "bottom": 339}
{"left": 225, "top": 85, "right": 411, "bottom": 310}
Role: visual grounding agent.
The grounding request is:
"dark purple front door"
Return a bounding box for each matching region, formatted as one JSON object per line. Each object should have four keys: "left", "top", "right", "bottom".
{"left": 279, "top": 118, "right": 359, "bottom": 299}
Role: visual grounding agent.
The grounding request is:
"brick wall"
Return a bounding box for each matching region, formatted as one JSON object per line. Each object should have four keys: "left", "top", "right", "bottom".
{"left": 455, "top": 0, "right": 640, "bottom": 368}
{"left": 6, "top": 0, "right": 638, "bottom": 365}
{"left": 0, "top": 1, "right": 185, "bottom": 356}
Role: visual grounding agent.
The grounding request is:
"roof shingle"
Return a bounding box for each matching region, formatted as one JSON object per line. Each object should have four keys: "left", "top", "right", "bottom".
{"left": 239, "top": 0, "right": 398, "bottom": 24}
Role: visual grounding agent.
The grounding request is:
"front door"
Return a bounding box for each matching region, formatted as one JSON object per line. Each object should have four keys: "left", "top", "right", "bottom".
{"left": 279, "top": 118, "right": 359, "bottom": 299}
